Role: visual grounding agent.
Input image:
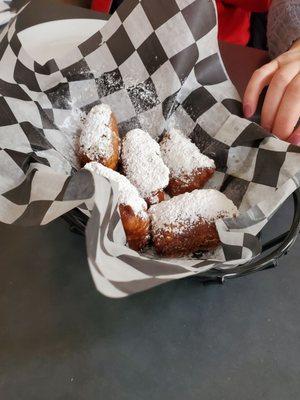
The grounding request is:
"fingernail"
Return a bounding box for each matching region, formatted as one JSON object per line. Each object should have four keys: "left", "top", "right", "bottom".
{"left": 243, "top": 104, "right": 252, "bottom": 118}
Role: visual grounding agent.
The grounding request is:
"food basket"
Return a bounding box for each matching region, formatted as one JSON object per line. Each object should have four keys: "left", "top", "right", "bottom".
{"left": 1, "top": 0, "right": 300, "bottom": 297}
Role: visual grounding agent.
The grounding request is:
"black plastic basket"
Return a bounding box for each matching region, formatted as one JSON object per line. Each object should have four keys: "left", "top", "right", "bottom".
{"left": 63, "top": 188, "right": 300, "bottom": 283}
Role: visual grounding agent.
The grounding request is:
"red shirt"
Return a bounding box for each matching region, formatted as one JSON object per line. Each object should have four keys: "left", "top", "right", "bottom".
{"left": 92, "top": 0, "right": 271, "bottom": 46}
{"left": 92, "top": 0, "right": 112, "bottom": 14}
{"left": 217, "top": 0, "right": 271, "bottom": 45}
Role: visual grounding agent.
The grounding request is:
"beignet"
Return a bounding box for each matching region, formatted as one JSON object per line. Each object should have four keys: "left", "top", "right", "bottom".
{"left": 121, "top": 129, "right": 169, "bottom": 205}
{"left": 160, "top": 129, "right": 215, "bottom": 196}
{"left": 149, "top": 189, "right": 238, "bottom": 257}
{"left": 85, "top": 162, "right": 150, "bottom": 251}
{"left": 79, "top": 104, "right": 119, "bottom": 170}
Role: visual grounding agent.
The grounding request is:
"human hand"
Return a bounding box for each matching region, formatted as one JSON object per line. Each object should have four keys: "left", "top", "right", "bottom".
{"left": 243, "top": 39, "right": 300, "bottom": 145}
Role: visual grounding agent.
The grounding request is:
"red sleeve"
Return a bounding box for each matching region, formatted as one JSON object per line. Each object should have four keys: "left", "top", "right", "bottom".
{"left": 222, "top": 0, "right": 271, "bottom": 13}
{"left": 91, "top": 0, "right": 113, "bottom": 13}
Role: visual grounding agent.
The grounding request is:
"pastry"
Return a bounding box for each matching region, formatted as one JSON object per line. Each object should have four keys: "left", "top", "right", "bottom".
{"left": 149, "top": 189, "right": 238, "bottom": 257}
{"left": 160, "top": 129, "right": 215, "bottom": 196}
{"left": 79, "top": 104, "right": 119, "bottom": 170}
{"left": 121, "top": 129, "right": 170, "bottom": 206}
{"left": 85, "top": 162, "right": 150, "bottom": 251}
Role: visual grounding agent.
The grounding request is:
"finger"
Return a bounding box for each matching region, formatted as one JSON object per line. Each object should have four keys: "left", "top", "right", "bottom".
{"left": 288, "top": 126, "right": 300, "bottom": 145}
{"left": 272, "top": 74, "right": 300, "bottom": 140}
{"left": 261, "top": 62, "right": 300, "bottom": 131}
{"left": 243, "top": 60, "right": 279, "bottom": 118}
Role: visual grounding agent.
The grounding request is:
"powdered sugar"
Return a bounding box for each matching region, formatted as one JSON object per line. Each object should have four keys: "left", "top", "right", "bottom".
{"left": 84, "top": 161, "right": 148, "bottom": 218}
{"left": 79, "top": 104, "right": 114, "bottom": 161}
{"left": 121, "top": 129, "right": 170, "bottom": 199}
{"left": 160, "top": 129, "right": 215, "bottom": 178}
{"left": 127, "top": 81, "right": 159, "bottom": 114}
{"left": 149, "top": 189, "right": 238, "bottom": 233}
{"left": 49, "top": 100, "right": 85, "bottom": 170}
{"left": 58, "top": 106, "right": 85, "bottom": 136}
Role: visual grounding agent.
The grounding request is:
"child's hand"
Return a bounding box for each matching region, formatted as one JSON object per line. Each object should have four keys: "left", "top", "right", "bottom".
{"left": 243, "top": 39, "right": 300, "bottom": 145}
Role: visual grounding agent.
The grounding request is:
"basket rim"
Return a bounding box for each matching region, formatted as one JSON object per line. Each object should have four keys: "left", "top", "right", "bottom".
{"left": 62, "top": 188, "right": 300, "bottom": 283}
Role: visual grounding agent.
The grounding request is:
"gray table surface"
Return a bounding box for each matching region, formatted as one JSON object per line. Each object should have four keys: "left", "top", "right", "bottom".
{"left": 1, "top": 1, "right": 300, "bottom": 399}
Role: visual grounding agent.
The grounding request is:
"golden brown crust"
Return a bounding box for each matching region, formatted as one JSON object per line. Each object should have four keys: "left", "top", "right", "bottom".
{"left": 79, "top": 113, "right": 120, "bottom": 170}
{"left": 166, "top": 167, "right": 215, "bottom": 196}
{"left": 151, "top": 219, "right": 220, "bottom": 257}
{"left": 145, "top": 190, "right": 165, "bottom": 206}
{"left": 119, "top": 204, "right": 150, "bottom": 252}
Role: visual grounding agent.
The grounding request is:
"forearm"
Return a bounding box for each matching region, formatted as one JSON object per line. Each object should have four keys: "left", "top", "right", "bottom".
{"left": 267, "top": 0, "right": 300, "bottom": 58}
{"left": 221, "top": 0, "right": 270, "bottom": 13}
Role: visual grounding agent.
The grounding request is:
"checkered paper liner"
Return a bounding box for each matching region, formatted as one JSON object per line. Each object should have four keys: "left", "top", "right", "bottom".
{"left": 1, "top": 0, "right": 300, "bottom": 298}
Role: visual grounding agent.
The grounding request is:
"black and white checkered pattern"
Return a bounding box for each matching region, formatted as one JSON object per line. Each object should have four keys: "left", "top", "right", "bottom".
{"left": 1, "top": 0, "right": 300, "bottom": 297}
